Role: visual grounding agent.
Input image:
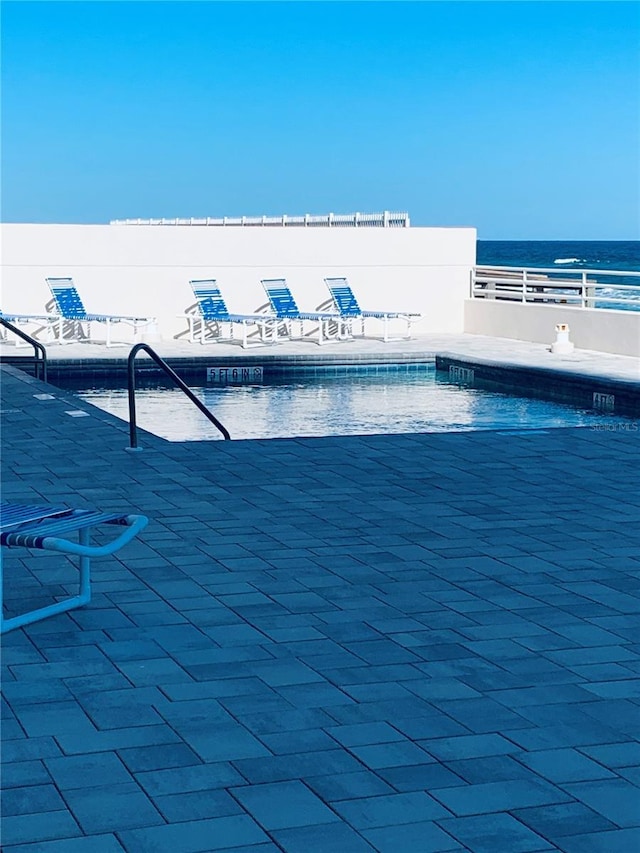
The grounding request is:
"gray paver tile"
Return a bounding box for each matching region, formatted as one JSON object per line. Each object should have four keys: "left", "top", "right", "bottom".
{"left": 230, "top": 780, "right": 340, "bottom": 830}
{"left": 1, "top": 680, "right": 72, "bottom": 705}
{"left": 258, "top": 728, "right": 337, "bottom": 755}
{"left": 306, "top": 771, "right": 395, "bottom": 802}
{"left": 53, "top": 724, "right": 183, "bottom": 755}
{"left": 270, "top": 822, "right": 375, "bottom": 852}
{"left": 347, "top": 740, "right": 434, "bottom": 770}
{"left": 421, "top": 733, "right": 521, "bottom": 761}
{"left": 503, "top": 721, "right": 628, "bottom": 751}
{"left": 581, "top": 679, "right": 640, "bottom": 700}
{"left": 378, "top": 763, "right": 466, "bottom": 792}
{"left": 117, "top": 815, "right": 269, "bottom": 852}
{"left": 114, "top": 657, "right": 192, "bottom": 686}
{"left": 12, "top": 702, "right": 96, "bottom": 738}
{"left": 152, "top": 789, "right": 243, "bottom": 822}
{"left": 390, "top": 713, "right": 468, "bottom": 740}
{"left": 1, "top": 784, "right": 66, "bottom": 817}
{"left": 0, "top": 810, "right": 81, "bottom": 847}
{"left": 580, "top": 742, "right": 640, "bottom": 769}
{"left": 44, "top": 752, "right": 132, "bottom": 790}
{"left": 117, "top": 743, "right": 203, "bottom": 773}
{"left": 331, "top": 791, "right": 450, "bottom": 829}
{"left": 516, "top": 748, "right": 616, "bottom": 783}
{"left": 555, "top": 828, "right": 640, "bottom": 853}
{"left": 3, "top": 835, "right": 125, "bottom": 853}
{"left": 445, "top": 755, "right": 547, "bottom": 785}
{"left": 61, "top": 783, "right": 164, "bottom": 833}
{"left": 251, "top": 660, "right": 324, "bottom": 687}
{"left": 1, "top": 760, "right": 52, "bottom": 789}
{"left": 438, "top": 812, "right": 553, "bottom": 852}
{"left": 325, "top": 722, "right": 404, "bottom": 747}
{"left": 232, "top": 748, "right": 365, "bottom": 785}
{"left": 274, "top": 682, "right": 355, "bottom": 709}
{"left": 1, "top": 736, "right": 63, "bottom": 764}
{"left": 239, "top": 708, "right": 337, "bottom": 735}
{"left": 135, "top": 762, "right": 245, "bottom": 797}
{"left": 175, "top": 724, "right": 271, "bottom": 763}
{"left": 431, "top": 778, "right": 573, "bottom": 816}
{"left": 562, "top": 779, "right": 640, "bottom": 828}
{"left": 513, "top": 802, "right": 617, "bottom": 838}
{"left": 362, "top": 820, "right": 462, "bottom": 852}
{"left": 200, "top": 846, "right": 279, "bottom": 853}
{"left": 429, "top": 697, "right": 532, "bottom": 733}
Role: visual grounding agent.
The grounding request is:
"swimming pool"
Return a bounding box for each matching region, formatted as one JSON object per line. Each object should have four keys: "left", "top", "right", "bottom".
{"left": 60, "top": 364, "right": 635, "bottom": 441}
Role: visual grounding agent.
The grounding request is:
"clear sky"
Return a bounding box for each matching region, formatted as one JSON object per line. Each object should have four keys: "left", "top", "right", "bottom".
{"left": 2, "top": 1, "right": 638, "bottom": 239}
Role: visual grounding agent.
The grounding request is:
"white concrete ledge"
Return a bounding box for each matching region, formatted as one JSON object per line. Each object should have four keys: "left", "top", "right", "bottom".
{"left": 464, "top": 299, "right": 640, "bottom": 358}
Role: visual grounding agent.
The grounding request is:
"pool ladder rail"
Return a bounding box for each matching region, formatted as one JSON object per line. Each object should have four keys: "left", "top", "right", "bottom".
{"left": 127, "top": 343, "right": 230, "bottom": 448}
{"left": 0, "top": 318, "right": 48, "bottom": 382}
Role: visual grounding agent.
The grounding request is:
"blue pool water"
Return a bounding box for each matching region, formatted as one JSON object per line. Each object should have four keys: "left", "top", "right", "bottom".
{"left": 69, "top": 365, "right": 634, "bottom": 441}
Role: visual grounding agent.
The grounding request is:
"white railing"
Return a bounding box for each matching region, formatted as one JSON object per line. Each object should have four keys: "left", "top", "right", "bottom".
{"left": 110, "top": 211, "right": 410, "bottom": 228}
{"left": 471, "top": 265, "right": 640, "bottom": 310}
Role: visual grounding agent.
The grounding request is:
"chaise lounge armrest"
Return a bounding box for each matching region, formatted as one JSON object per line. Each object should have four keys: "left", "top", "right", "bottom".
{"left": 1, "top": 503, "right": 149, "bottom": 634}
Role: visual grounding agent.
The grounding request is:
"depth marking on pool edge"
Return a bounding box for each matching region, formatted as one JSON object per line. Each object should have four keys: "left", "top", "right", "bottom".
{"left": 593, "top": 392, "right": 615, "bottom": 413}
{"left": 448, "top": 365, "right": 475, "bottom": 384}
{"left": 207, "top": 366, "right": 264, "bottom": 384}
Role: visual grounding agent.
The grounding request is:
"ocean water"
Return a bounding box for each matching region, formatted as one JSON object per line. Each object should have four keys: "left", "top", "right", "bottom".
{"left": 476, "top": 240, "right": 639, "bottom": 309}
{"left": 476, "top": 240, "right": 639, "bottom": 272}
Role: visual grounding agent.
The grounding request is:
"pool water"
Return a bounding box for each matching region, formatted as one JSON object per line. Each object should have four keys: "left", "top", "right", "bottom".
{"left": 66, "top": 365, "right": 633, "bottom": 441}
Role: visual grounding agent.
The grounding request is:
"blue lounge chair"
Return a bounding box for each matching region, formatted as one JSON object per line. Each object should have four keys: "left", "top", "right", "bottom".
{"left": 0, "top": 310, "right": 60, "bottom": 347}
{"left": 1, "top": 501, "right": 148, "bottom": 634}
{"left": 46, "top": 277, "right": 157, "bottom": 347}
{"left": 260, "top": 279, "right": 349, "bottom": 345}
{"left": 184, "top": 280, "right": 277, "bottom": 348}
{"left": 324, "top": 277, "right": 422, "bottom": 342}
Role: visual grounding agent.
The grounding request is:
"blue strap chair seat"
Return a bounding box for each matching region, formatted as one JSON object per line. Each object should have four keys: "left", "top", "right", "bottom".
{"left": 1, "top": 501, "right": 148, "bottom": 633}
{"left": 46, "top": 277, "right": 157, "bottom": 347}
{"left": 324, "top": 277, "right": 422, "bottom": 342}
{"left": 183, "top": 280, "right": 277, "bottom": 348}
{"left": 260, "top": 279, "right": 349, "bottom": 345}
{"left": 1, "top": 310, "right": 60, "bottom": 347}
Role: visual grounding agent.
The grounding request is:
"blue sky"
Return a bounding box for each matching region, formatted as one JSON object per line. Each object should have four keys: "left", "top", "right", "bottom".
{"left": 2, "top": 1, "right": 638, "bottom": 239}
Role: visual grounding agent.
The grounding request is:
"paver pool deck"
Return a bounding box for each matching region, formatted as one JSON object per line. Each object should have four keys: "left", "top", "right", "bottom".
{"left": 1, "top": 333, "right": 639, "bottom": 852}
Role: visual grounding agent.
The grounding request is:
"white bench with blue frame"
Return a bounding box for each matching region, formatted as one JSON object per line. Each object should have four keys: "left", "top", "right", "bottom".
{"left": 0, "top": 502, "right": 148, "bottom": 634}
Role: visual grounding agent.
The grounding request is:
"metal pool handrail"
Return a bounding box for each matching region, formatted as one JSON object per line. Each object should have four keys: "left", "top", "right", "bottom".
{"left": 0, "top": 318, "right": 48, "bottom": 381}
{"left": 127, "top": 343, "right": 230, "bottom": 448}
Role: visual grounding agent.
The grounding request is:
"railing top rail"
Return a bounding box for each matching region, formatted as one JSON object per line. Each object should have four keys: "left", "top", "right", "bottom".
{"left": 475, "top": 265, "right": 640, "bottom": 278}
{"left": 473, "top": 279, "right": 640, "bottom": 291}
{"left": 110, "top": 211, "right": 410, "bottom": 228}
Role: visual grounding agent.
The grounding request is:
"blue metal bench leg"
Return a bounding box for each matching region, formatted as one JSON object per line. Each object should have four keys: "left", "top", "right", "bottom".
{"left": 0, "top": 528, "right": 92, "bottom": 635}
{"left": 0, "top": 550, "right": 91, "bottom": 634}
{"left": 79, "top": 527, "right": 91, "bottom": 602}
{"left": 1, "top": 512, "right": 146, "bottom": 634}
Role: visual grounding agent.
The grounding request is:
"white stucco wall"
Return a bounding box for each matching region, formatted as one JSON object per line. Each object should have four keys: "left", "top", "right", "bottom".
{"left": 1, "top": 223, "right": 476, "bottom": 341}
{"left": 464, "top": 299, "right": 640, "bottom": 358}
